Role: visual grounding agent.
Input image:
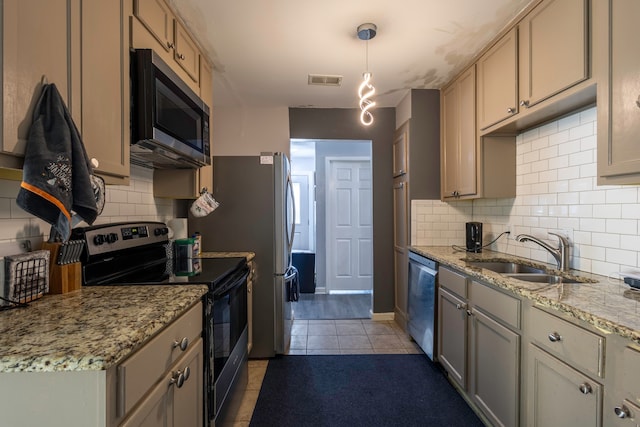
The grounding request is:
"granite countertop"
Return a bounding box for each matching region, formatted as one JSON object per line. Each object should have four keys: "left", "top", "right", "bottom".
{"left": 200, "top": 251, "right": 255, "bottom": 261}
{"left": 410, "top": 246, "right": 640, "bottom": 344}
{"left": 0, "top": 285, "right": 208, "bottom": 373}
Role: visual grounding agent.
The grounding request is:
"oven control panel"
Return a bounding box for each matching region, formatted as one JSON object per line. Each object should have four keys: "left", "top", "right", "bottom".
{"left": 72, "top": 221, "right": 170, "bottom": 257}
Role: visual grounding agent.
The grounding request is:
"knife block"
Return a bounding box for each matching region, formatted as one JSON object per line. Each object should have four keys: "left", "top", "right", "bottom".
{"left": 41, "top": 242, "right": 82, "bottom": 294}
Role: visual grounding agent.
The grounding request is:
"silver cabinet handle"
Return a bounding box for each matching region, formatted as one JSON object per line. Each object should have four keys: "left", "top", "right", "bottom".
{"left": 519, "top": 100, "right": 530, "bottom": 107}
{"left": 173, "top": 337, "right": 189, "bottom": 351}
{"left": 578, "top": 383, "right": 592, "bottom": 394}
{"left": 507, "top": 107, "right": 515, "bottom": 114}
{"left": 548, "top": 332, "right": 562, "bottom": 342}
{"left": 178, "top": 53, "right": 186, "bottom": 60}
{"left": 466, "top": 309, "right": 472, "bottom": 316}
{"left": 455, "top": 303, "right": 467, "bottom": 310}
{"left": 615, "top": 405, "right": 631, "bottom": 419}
{"left": 394, "top": 182, "right": 405, "bottom": 189}
{"left": 167, "top": 42, "right": 175, "bottom": 49}
{"left": 169, "top": 366, "right": 191, "bottom": 389}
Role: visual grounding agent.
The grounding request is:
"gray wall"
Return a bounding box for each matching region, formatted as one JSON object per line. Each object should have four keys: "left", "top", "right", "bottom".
{"left": 289, "top": 108, "right": 396, "bottom": 314}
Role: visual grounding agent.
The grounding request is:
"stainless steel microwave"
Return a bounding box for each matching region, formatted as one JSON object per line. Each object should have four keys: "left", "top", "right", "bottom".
{"left": 130, "top": 49, "right": 210, "bottom": 169}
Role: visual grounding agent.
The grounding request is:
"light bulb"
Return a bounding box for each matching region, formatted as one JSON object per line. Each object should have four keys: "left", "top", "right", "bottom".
{"left": 358, "top": 72, "right": 376, "bottom": 126}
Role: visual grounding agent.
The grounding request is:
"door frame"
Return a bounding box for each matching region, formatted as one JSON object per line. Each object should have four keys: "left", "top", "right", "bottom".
{"left": 292, "top": 171, "right": 315, "bottom": 251}
{"left": 324, "top": 156, "right": 373, "bottom": 294}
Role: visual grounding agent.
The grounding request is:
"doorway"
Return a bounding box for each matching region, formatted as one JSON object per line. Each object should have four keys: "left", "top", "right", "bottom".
{"left": 290, "top": 139, "right": 373, "bottom": 320}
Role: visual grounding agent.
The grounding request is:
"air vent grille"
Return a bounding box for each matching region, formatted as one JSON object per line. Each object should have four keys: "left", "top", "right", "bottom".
{"left": 308, "top": 74, "right": 343, "bottom": 86}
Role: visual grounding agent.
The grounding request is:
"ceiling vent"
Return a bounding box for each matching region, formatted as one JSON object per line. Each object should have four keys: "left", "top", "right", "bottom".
{"left": 308, "top": 74, "right": 343, "bottom": 86}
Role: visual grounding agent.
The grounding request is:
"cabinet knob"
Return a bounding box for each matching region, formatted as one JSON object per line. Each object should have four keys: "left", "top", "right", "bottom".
{"left": 548, "top": 332, "right": 562, "bottom": 342}
{"left": 178, "top": 53, "right": 186, "bottom": 60}
{"left": 455, "top": 303, "right": 467, "bottom": 310}
{"left": 167, "top": 41, "right": 175, "bottom": 49}
{"left": 507, "top": 107, "right": 515, "bottom": 114}
{"left": 578, "top": 383, "right": 592, "bottom": 394}
{"left": 519, "top": 100, "right": 530, "bottom": 108}
{"left": 615, "top": 405, "right": 631, "bottom": 419}
{"left": 173, "top": 337, "right": 189, "bottom": 351}
{"left": 466, "top": 309, "right": 472, "bottom": 316}
{"left": 170, "top": 370, "right": 185, "bottom": 388}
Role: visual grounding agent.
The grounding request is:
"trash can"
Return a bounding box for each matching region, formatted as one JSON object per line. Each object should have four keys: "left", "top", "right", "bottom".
{"left": 292, "top": 251, "right": 315, "bottom": 293}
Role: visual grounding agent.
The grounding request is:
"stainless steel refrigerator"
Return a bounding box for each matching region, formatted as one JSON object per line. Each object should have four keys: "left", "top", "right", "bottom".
{"left": 189, "top": 153, "right": 296, "bottom": 358}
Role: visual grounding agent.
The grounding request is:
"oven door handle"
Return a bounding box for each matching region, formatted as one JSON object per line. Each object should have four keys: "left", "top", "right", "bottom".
{"left": 213, "top": 267, "right": 249, "bottom": 298}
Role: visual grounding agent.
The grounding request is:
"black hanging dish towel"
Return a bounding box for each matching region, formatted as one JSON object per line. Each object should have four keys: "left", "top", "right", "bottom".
{"left": 17, "top": 83, "right": 99, "bottom": 241}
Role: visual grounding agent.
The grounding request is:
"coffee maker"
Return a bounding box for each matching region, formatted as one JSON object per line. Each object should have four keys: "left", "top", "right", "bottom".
{"left": 466, "top": 222, "right": 483, "bottom": 252}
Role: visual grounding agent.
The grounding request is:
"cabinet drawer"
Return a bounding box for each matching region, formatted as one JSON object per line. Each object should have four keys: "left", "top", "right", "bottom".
{"left": 439, "top": 267, "right": 467, "bottom": 298}
{"left": 118, "top": 301, "right": 203, "bottom": 416}
{"left": 470, "top": 280, "right": 520, "bottom": 329}
{"left": 529, "top": 307, "right": 604, "bottom": 378}
{"left": 621, "top": 346, "right": 640, "bottom": 399}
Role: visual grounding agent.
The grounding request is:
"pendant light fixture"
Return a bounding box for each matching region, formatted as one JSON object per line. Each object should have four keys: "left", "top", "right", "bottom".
{"left": 357, "top": 23, "right": 377, "bottom": 126}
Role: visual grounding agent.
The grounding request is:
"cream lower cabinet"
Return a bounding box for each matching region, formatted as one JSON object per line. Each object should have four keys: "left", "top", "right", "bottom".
{"left": 527, "top": 344, "right": 601, "bottom": 427}
{"left": 438, "top": 266, "right": 521, "bottom": 427}
{"left": 525, "top": 306, "right": 604, "bottom": 427}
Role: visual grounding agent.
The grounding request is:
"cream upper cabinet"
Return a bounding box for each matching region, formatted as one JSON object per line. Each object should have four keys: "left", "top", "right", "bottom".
{"left": 518, "top": 0, "right": 588, "bottom": 110}
{"left": 132, "top": 0, "right": 201, "bottom": 93}
{"left": 1, "top": 0, "right": 81, "bottom": 167}
{"left": 441, "top": 66, "right": 477, "bottom": 200}
{"left": 478, "top": 0, "right": 588, "bottom": 131}
{"left": 596, "top": 0, "right": 640, "bottom": 185}
{"left": 80, "top": 0, "right": 130, "bottom": 184}
{"left": 477, "top": 28, "right": 518, "bottom": 130}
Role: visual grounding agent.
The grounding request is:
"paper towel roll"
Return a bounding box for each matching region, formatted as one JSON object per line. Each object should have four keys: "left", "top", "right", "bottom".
{"left": 167, "top": 218, "right": 188, "bottom": 240}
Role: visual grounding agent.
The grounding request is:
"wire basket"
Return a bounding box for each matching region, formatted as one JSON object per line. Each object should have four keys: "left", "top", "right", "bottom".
{"left": 1, "top": 250, "right": 50, "bottom": 307}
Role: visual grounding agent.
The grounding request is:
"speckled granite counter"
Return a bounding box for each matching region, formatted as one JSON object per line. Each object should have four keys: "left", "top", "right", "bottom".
{"left": 411, "top": 246, "right": 640, "bottom": 345}
{"left": 200, "top": 251, "right": 255, "bottom": 261}
{"left": 0, "top": 285, "right": 208, "bottom": 373}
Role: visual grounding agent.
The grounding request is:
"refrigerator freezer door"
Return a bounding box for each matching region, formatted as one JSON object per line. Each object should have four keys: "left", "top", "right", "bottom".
{"left": 274, "top": 153, "right": 295, "bottom": 275}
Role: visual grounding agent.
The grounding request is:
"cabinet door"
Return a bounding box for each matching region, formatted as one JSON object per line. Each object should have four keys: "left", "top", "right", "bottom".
{"left": 477, "top": 28, "right": 518, "bottom": 130}
{"left": 81, "top": 0, "right": 129, "bottom": 183}
{"left": 133, "top": 0, "right": 173, "bottom": 52}
{"left": 170, "top": 338, "right": 204, "bottom": 427}
{"left": 528, "top": 344, "right": 602, "bottom": 427}
{"left": 173, "top": 20, "right": 200, "bottom": 84}
{"left": 457, "top": 66, "right": 477, "bottom": 197}
{"left": 441, "top": 67, "right": 476, "bottom": 199}
{"left": 2, "top": 0, "right": 80, "bottom": 157}
{"left": 393, "top": 123, "right": 408, "bottom": 177}
{"left": 438, "top": 287, "right": 467, "bottom": 388}
{"left": 393, "top": 180, "right": 408, "bottom": 319}
{"left": 470, "top": 308, "right": 520, "bottom": 427}
{"left": 518, "top": 0, "right": 588, "bottom": 109}
{"left": 441, "top": 81, "right": 460, "bottom": 198}
{"left": 597, "top": 0, "right": 640, "bottom": 183}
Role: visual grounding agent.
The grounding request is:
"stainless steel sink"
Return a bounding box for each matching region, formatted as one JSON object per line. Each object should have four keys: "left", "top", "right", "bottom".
{"left": 467, "top": 261, "right": 546, "bottom": 274}
{"left": 504, "top": 273, "right": 579, "bottom": 284}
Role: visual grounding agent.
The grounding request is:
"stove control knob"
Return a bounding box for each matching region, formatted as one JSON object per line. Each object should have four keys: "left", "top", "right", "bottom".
{"left": 93, "top": 234, "right": 105, "bottom": 245}
{"left": 106, "top": 233, "right": 119, "bottom": 244}
{"left": 155, "top": 227, "right": 169, "bottom": 236}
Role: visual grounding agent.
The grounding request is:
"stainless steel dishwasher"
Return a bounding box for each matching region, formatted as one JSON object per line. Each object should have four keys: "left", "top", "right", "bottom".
{"left": 407, "top": 251, "right": 438, "bottom": 361}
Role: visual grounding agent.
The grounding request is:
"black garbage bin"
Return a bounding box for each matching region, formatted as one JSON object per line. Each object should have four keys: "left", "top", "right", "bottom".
{"left": 292, "top": 251, "right": 316, "bottom": 293}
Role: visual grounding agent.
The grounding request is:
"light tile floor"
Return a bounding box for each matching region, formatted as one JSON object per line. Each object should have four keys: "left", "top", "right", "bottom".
{"left": 228, "top": 319, "right": 424, "bottom": 426}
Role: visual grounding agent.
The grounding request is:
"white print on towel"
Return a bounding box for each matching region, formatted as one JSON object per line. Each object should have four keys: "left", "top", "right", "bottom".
{"left": 44, "top": 155, "right": 72, "bottom": 194}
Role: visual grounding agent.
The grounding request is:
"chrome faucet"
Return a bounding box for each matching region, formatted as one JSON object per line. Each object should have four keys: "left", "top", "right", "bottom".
{"left": 515, "top": 232, "right": 571, "bottom": 272}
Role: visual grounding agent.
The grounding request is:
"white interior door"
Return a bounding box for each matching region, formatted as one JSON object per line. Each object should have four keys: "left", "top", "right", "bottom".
{"left": 326, "top": 158, "right": 373, "bottom": 293}
{"left": 292, "top": 173, "right": 313, "bottom": 251}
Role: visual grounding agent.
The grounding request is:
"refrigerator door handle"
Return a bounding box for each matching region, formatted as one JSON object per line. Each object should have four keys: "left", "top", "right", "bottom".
{"left": 286, "top": 173, "right": 296, "bottom": 268}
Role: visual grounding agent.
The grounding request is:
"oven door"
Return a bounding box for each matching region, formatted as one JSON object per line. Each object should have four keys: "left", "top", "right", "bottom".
{"left": 212, "top": 266, "right": 249, "bottom": 417}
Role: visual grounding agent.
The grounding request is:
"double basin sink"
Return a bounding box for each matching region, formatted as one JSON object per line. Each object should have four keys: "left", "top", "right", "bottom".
{"left": 465, "top": 260, "right": 584, "bottom": 285}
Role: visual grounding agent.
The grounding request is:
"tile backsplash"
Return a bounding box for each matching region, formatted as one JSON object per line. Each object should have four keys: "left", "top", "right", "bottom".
{"left": 0, "top": 165, "right": 179, "bottom": 248}
{"left": 412, "top": 106, "right": 640, "bottom": 278}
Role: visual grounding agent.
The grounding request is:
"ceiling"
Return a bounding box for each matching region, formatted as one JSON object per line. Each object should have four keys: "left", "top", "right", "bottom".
{"left": 170, "top": 0, "right": 533, "bottom": 109}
